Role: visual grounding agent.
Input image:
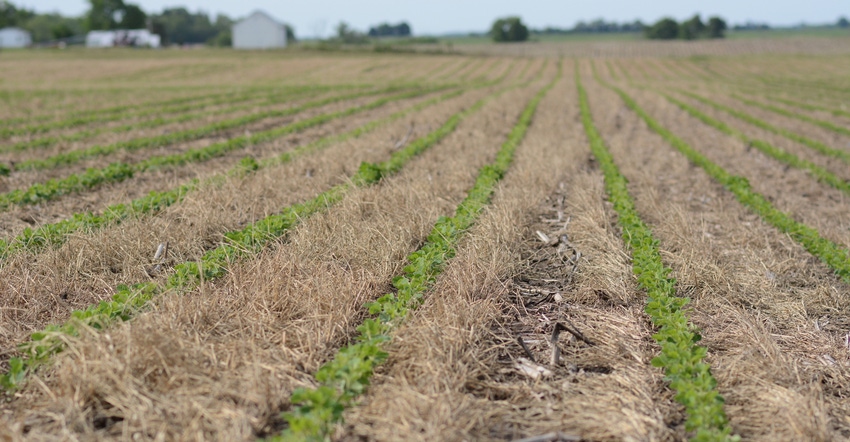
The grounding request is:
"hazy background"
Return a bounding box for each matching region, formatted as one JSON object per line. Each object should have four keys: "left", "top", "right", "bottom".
{"left": 20, "top": 0, "right": 850, "bottom": 38}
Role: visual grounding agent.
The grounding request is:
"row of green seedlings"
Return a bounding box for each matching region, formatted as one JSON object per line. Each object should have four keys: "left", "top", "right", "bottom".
{"left": 756, "top": 93, "right": 850, "bottom": 119}
{"left": 0, "top": 84, "right": 417, "bottom": 174}
{"left": 578, "top": 71, "right": 736, "bottom": 442}
{"left": 677, "top": 90, "right": 850, "bottom": 164}
{"left": 0, "top": 87, "right": 468, "bottom": 262}
{"left": 637, "top": 61, "right": 841, "bottom": 115}
{"left": 0, "top": 85, "right": 231, "bottom": 129}
{"left": 753, "top": 76, "right": 850, "bottom": 107}
{"left": 413, "top": 58, "right": 462, "bottom": 82}
{"left": 276, "top": 62, "right": 560, "bottom": 442}
{"left": 0, "top": 85, "right": 446, "bottom": 207}
{"left": 0, "top": 85, "right": 288, "bottom": 139}
{"left": 731, "top": 93, "right": 850, "bottom": 138}
{"left": 0, "top": 78, "right": 513, "bottom": 392}
{"left": 2, "top": 85, "right": 338, "bottom": 154}
{"left": 663, "top": 92, "right": 850, "bottom": 196}
{"left": 607, "top": 81, "right": 850, "bottom": 288}
{"left": 0, "top": 58, "right": 537, "bottom": 260}
{"left": 758, "top": 74, "right": 850, "bottom": 98}
{"left": 3, "top": 81, "right": 392, "bottom": 138}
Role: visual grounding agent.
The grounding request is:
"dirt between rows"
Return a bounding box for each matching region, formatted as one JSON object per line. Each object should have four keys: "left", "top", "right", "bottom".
{"left": 0, "top": 83, "right": 506, "bottom": 353}
{"left": 338, "top": 67, "right": 683, "bottom": 441}
{"left": 0, "top": 89, "right": 370, "bottom": 180}
{"left": 618, "top": 85, "right": 850, "bottom": 254}
{"left": 0, "top": 89, "right": 309, "bottom": 157}
{"left": 0, "top": 88, "right": 215, "bottom": 123}
{"left": 671, "top": 88, "right": 850, "bottom": 180}
{"left": 586, "top": 69, "right": 850, "bottom": 440}
{"left": 0, "top": 66, "right": 555, "bottom": 440}
{"left": 0, "top": 90, "right": 447, "bottom": 237}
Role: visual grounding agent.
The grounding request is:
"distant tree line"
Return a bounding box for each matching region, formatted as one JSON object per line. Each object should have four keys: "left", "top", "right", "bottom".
{"left": 0, "top": 0, "right": 83, "bottom": 42}
{"left": 645, "top": 15, "right": 727, "bottom": 40}
{"left": 368, "top": 22, "right": 410, "bottom": 37}
{"left": 534, "top": 19, "right": 645, "bottom": 35}
{"left": 0, "top": 0, "right": 296, "bottom": 46}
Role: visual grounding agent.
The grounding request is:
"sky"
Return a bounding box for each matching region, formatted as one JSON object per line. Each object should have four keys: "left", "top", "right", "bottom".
{"left": 21, "top": 0, "right": 850, "bottom": 38}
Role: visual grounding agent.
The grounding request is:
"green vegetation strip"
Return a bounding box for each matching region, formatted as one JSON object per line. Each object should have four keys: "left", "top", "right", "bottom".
{"left": 0, "top": 86, "right": 445, "bottom": 210}
{"left": 0, "top": 88, "right": 227, "bottom": 130}
{"left": 759, "top": 94, "right": 850, "bottom": 119}
{"left": 0, "top": 87, "right": 268, "bottom": 139}
{"left": 0, "top": 88, "right": 469, "bottom": 261}
{"left": 731, "top": 94, "right": 850, "bottom": 137}
{"left": 610, "top": 86, "right": 850, "bottom": 285}
{"left": 276, "top": 64, "right": 560, "bottom": 442}
{"left": 0, "top": 81, "right": 507, "bottom": 393}
{"left": 0, "top": 62, "right": 522, "bottom": 260}
{"left": 665, "top": 93, "right": 850, "bottom": 196}
{"left": 579, "top": 73, "right": 734, "bottom": 442}
{"left": 679, "top": 91, "right": 850, "bottom": 165}
{"left": 4, "top": 85, "right": 407, "bottom": 172}
{"left": 2, "top": 86, "right": 328, "bottom": 156}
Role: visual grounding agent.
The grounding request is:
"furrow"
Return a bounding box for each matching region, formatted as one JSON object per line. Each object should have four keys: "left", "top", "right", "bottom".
{"left": 605, "top": 82, "right": 850, "bottom": 285}
{"left": 0, "top": 80, "right": 516, "bottom": 394}
{"left": 0, "top": 86, "right": 443, "bottom": 212}
{"left": 274, "top": 61, "right": 560, "bottom": 442}
{"left": 0, "top": 87, "right": 473, "bottom": 262}
{"left": 676, "top": 90, "right": 850, "bottom": 165}
{"left": 663, "top": 93, "right": 850, "bottom": 195}
{"left": 2, "top": 86, "right": 331, "bottom": 157}
{"left": 579, "top": 70, "right": 734, "bottom": 441}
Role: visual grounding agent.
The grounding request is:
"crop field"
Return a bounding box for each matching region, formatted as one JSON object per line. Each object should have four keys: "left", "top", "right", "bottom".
{"left": 0, "top": 45, "right": 850, "bottom": 441}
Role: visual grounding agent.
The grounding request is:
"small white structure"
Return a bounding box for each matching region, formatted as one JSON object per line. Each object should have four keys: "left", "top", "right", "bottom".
{"left": 0, "top": 27, "right": 32, "bottom": 48}
{"left": 86, "top": 29, "right": 161, "bottom": 48}
{"left": 233, "top": 11, "right": 288, "bottom": 49}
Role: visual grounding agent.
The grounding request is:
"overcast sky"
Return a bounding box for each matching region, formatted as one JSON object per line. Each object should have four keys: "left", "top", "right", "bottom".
{"left": 21, "top": 0, "right": 849, "bottom": 38}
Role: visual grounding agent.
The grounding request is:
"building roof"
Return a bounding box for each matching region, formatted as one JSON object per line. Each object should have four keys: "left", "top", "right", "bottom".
{"left": 236, "top": 10, "right": 285, "bottom": 28}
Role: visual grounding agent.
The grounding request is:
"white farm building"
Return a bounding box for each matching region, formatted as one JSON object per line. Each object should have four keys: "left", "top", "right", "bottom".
{"left": 233, "top": 11, "right": 288, "bottom": 49}
{"left": 0, "top": 27, "right": 32, "bottom": 48}
{"left": 86, "top": 29, "right": 161, "bottom": 48}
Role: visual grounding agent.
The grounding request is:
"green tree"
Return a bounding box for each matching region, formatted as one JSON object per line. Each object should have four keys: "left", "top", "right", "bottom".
{"left": 0, "top": 1, "right": 34, "bottom": 28}
{"left": 51, "top": 22, "right": 74, "bottom": 39}
{"left": 490, "top": 16, "right": 529, "bottom": 42}
{"left": 85, "top": 0, "right": 126, "bottom": 30}
{"left": 838, "top": 17, "right": 849, "bottom": 28}
{"left": 707, "top": 16, "right": 727, "bottom": 38}
{"left": 120, "top": 3, "right": 146, "bottom": 29}
{"left": 645, "top": 17, "right": 679, "bottom": 39}
{"left": 334, "top": 21, "right": 367, "bottom": 44}
{"left": 285, "top": 24, "right": 296, "bottom": 42}
{"left": 152, "top": 8, "right": 220, "bottom": 45}
{"left": 680, "top": 14, "right": 705, "bottom": 40}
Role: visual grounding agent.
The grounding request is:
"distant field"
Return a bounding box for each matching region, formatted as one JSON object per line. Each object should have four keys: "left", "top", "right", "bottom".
{"left": 1, "top": 41, "right": 849, "bottom": 441}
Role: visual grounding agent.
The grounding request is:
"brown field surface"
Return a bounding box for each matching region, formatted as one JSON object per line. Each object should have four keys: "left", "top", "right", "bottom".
{"left": 1, "top": 39, "right": 849, "bottom": 441}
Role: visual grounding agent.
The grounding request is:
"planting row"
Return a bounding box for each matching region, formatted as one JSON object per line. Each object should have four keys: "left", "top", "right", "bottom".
{"left": 0, "top": 72, "right": 533, "bottom": 391}
{"left": 1, "top": 85, "right": 331, "bottom": 156}
{"left": 0, "top": 86, "right": 446, "bottom": 209}
{"left": 578, "top": 70, "right": 734, "bottom": 441}
{"left": 277, "top": 61, "right": 561, "bottom": 441}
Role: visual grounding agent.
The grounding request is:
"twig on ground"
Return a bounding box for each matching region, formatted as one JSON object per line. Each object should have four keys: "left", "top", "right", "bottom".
{"left": 558, "top": 319, "right": 595, "bottom": 346}
{"left": 550, "top": 323, "right": 562, "bottom": 366}
{"left": 393, "top": 123, "right": 414, "bottom": 150}
{"left": 517, "top": 335, "right": 536, "bottom": 362}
